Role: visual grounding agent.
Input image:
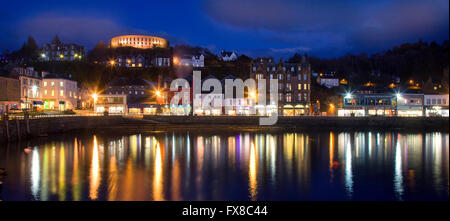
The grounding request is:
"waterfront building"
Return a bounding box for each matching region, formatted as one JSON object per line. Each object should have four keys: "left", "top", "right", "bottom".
{"left": 40, "top": 36, "right": 85, "bottom": 62}
{"left": 221, "top": 50, "right": 238, "bottom": 61}
{"left": 0, "top": 70, "right": 20, "bottom": 113}
{"left": 250, "top": 57, "right": 312, "bottom": 116}
{"left": 423, "top": 94, "right": 449, "bottom": 116}
{"left": 105, "top": 77, "right": 158, "bottom": 114}
{"left": 396, "top": 92, "right": 424, "bottom": 117}
{"left": 11, "top": 67, "right": 43, "bottom": 110}
{"left": 110, "top": 35, "right": 169, "bottom": 49}
{"left": 94, "top": 94, "right": 127, "bottom": 114}
{"left": 41, "top": 72, "right": 79, "bottom": 111}
{"left": 339, "top": 91, "right": 397, "bottom": 116}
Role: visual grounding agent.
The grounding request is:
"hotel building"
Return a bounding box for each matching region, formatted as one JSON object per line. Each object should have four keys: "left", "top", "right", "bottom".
{"left": 250, "top": 57, "right": 312, "bottom": 116}
{"left": 40, "top": 36, "right": 85, "bottom": 61}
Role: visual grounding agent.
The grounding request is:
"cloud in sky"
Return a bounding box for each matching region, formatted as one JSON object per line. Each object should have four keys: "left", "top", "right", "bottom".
{"left": 202, "top": 0, "right": 449, "bottom": 56}
{"left": 16, "top": 13, "right": 127, "bottom": 48}
{"left": 0, "top": 0, "right": 448, "bottom": 58}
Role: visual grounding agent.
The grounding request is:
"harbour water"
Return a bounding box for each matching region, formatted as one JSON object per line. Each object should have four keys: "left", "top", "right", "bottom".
{"left": 0, "top": 130, "right": 448, "bottom": 201}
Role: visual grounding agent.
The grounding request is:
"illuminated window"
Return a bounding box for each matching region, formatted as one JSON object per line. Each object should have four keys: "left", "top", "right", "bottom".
{"left": 298, "top": 84, "right": 302, "bottom": 90}
{"left": 286, "top": 93, "right": 292, "bottom": 102}
{"left": 51, "top": 82, "right": 55, "bottom": 86}
{"left": 60, "top": 90, "right": 64, "bottom": 96}
{"left": 44, "top": 90, "right": 47, "bottom": 96}
{"left": 43, "top": 82, "right": 47, "bottom": 86}
{"left": 51, "top": 90, "right": 54, "bottom": 96}
{"left": 60, "top": 82, "right": 64, "bottom": 87}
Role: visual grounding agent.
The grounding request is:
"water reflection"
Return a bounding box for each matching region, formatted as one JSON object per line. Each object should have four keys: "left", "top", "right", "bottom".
{"left": 0, "top": 131, "right": 448, "bottom": 201}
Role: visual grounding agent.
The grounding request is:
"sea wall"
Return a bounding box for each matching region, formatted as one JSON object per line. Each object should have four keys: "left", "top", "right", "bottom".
{"left": 0, "top": 116, "right": 142, "bottom": 143}
{"left": 143, "top": 115, "right": 449, "bottom": 131}
{"left": 1, "top": 115, "right": 448, "bottom": 143}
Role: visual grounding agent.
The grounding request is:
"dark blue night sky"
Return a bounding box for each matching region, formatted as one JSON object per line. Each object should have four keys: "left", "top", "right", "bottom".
{"left": 0, "top": 0, "right": 448, "bottom": 58}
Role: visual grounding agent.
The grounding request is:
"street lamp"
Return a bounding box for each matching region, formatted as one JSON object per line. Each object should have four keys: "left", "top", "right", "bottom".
{"left": 91, "top": 93, "right": 98, "bottom": 114}
{"left": 345, "top": 92, "right": 352, "bottom": 99}
{"left": 155, "top": 89, "right": 161, "bottom": 97}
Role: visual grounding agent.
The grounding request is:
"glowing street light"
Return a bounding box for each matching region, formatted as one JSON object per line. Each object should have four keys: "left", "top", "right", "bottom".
{"left": 173, "top": 57, "right": 179, "bottom": 65}
{"left": 41, "top": 53, "right": 46, "bottom": 58}
{"left": 110, "top": 60, "right": 115, "bottom": 65}
{"left": 155, "top": 89, "right": 161, "bottom": 97}
{"left": 345, "top": 92, "right": 352, "bottom": 99}
{"left": 92, "top": 93, "right": 98, "bottom": 103}
{"left": 249, "top": 90, "right": 257, "bottom": 99}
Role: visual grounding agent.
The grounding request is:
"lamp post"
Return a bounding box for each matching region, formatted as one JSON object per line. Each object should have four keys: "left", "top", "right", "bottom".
{"left": 91, "top": 93, "right": 98, "bottom": 114}
{"left": 395, "top": 93, "right": 402, "bottom": 117}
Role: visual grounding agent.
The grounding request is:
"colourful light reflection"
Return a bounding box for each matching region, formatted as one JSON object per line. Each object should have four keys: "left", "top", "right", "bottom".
{"left": 249, "top": 142, "right": 258, "bottom": 200}
{"left": 89, "top": 136, "right": 101, "bottom": 200}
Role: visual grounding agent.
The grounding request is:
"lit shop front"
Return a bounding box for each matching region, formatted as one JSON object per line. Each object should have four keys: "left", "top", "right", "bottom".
{"left": 128, "top": 104, "right": 158, "bottom": 115}
{"left": 425, "top": 106, "right": 449, "bottom": 117}
{"left": 396, "top": 93, "right": 423, "bottom": 117}
{"left": 281, "top": 104, "right": 310, "bottom": 116}
{"left": 254, "top": 104, "right": 278, "bottom": 116}
{"left": 94, "top": 94, "right": 127, "bottom": 114}
{"left": 423, "top": 94, "right": 449, "bottom": 117}
{"left": 337, "top": 109, "right": 365, "bottom": 116}
{"left": 169, "top": 104, "right": 191, "bottom": 115}
{"left": 340, "top": 93, "right": 396, "bottom": 116}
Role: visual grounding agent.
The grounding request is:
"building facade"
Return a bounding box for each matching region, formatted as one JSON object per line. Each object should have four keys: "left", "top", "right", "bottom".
{"left": 41, "top": 73, "right": 79, "bottom": 111}
{"left": 94, "top": 94, "right": 127, "bottom": 114}
{"left": 110, "top": 35, "right": 169, "bottom": 49}
{"left": 340, "top": 93, "right": 396, "bottom": 116}
{"left": 105, "top": 77, "right": 158, "bottom": 114}
{"left": 397, "top": 93, "right": 424, "bottom": 116}
{"left": 250, "top": 57, "right": 312, "bottom": 116}
{"left": 11, "top": 67, "right": 43, "bottom": 110}
{"left": 40, "top": 36, "right": 85, "bottom": 62}
{"left": 423, "top": 94, "right": 449, "bottom": 116}
{"left": 0, "top": 73, "right": 20, "bottom": 113}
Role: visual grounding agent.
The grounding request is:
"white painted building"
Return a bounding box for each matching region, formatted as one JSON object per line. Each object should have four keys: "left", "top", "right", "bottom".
{"left": 41, "top": 73, "right": 79, "bottom": 111}
{"left": 423, "top": 94, "right": 449, "bottom": 116}
{"left": 397, "top": 93, "right": 424, "bottom": 117}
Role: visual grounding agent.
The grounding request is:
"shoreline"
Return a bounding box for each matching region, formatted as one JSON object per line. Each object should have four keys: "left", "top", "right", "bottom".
{"left": 1, "top": 115, "right": 448, "bottom": 143}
